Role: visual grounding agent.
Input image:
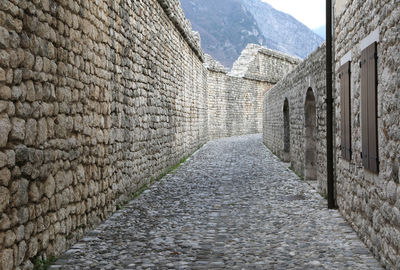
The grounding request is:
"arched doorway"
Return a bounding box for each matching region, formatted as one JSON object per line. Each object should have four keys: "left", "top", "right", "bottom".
{"left": 282, "top": 98, "right": 290, "bottom": 162}
{"left": 304, "top": 88, "right": 317, "bottom": 180}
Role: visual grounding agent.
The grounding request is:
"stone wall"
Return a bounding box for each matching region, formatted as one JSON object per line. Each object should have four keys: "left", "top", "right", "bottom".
{"left": 207, "top": 44, "right": 300, "bottom": 140}
{"left": 0, "top": 0, "right": 208, "bottom": 268}
{"left": 262, "top": 44, "right": 328, "bottom": 193}
{"left": 334, "top": 0, "right": 400, "bottom": 268}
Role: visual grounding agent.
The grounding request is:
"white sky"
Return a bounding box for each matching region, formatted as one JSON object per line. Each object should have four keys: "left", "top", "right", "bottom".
{"left": 261, "top": 0, "right": 325, "bottom": 29}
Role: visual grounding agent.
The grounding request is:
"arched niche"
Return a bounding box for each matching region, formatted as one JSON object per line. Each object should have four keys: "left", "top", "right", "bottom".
{"left": 282, "top": 98, "right": 290, "bottom": 162}
{"left": 304, "top": 88, "right": 317, "bottom": 180}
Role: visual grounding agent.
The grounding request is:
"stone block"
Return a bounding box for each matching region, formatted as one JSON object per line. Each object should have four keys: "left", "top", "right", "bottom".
{"left": 4, "top": 229, "right": 15, "bottom": 247}
{"left": 0, "top": 186, "right": 10, "bottom": 212}
{"left": 27, "top": 236, "right": 38, "bottom": 258}
{"left": 10, "top": 117, "right": 26, "bottom": 141}
{"left": 0, "top": 167, "right": 11, "bottom": 186}
{"left": 0, "top": 50, "right": 10, "bottom": 67}
{"left": 0, "top": 213, "right": 11, "bottom": 230}
{"left": 17, "top": 240, "right": 27, "bottom": 265}
{"left": 0, "top": 114, "right": 11, "bottom": 147}
{"left": 0, "top": 26, "right": 9, "bottom": 49}
{"left": 0, "top": 151, "right": 7, "bottom": 168}
{"left": 11, "top": 178, "right": 29, "bottom": 207}
{"left": 0, "top": 248, "right": 14, "bottom": 270}
{"left": 28, "top": 182, "right": 40, "bottom": 202}
{"left": 0, "top": 67, "right": 5, "bottom": 82}
{"left": 0, "top": 85, "right": 11, "bottom": 99}
{"left": 24, "top": 119, "right": 37, "bottom": 146}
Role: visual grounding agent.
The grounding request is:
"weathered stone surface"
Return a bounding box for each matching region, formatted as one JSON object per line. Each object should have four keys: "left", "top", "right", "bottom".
{"left": 0, "top": 186, "right": 10, "bottom": 212}
{"left": 0, "top": 214, "right": 11, "bottom": 230}
{"left": 44, "top": 174, "right": 55, "bottom": 198}
{"left": 17, "top": 240, "right": 27, "bottom": 265}
{"left": 28, "top": 182, "right": 40, "bottom": 202}
{"left": 0, "top": 114, "right": 11, "bottom": 147}
{"left": 0, "top": 85, "right": 11, "bottom": 99}
{"left": 11, "top": 178, "right": 29, "bottom": 207}
{"left": 0, "top": 248, "right": 14, "bottom": 270}
{"left": 263, "top": 43, "right": 327, "bottom": 191}
{"left": 24, "top": 119, "right": 37, "bottom": 146}
{"left": 333, "top": 1, "right": 400, "bottom": 269}
{"left": 0, "top": 151, "right": 7, "bottom": 168}
{"left": 0, "top": 167, "right": 11, "bottom": 186}
{"left": 0, "top": 26, "right": 10, "bottom": 49}
{"left": 10, "top": 118, "right": 25, "bottom": 141}
{"left": 4, "top": 229, "right": 15, "bottom": 247}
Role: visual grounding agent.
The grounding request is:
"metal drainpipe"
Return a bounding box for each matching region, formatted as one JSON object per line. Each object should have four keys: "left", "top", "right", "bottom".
{"left": 326, "top": 0, "right": 335, "bottom": 209}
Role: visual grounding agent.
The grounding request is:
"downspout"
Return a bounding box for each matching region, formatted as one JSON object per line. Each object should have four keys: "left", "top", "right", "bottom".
{"left": 326, "top": 0, "right": 335, "bottom": 209}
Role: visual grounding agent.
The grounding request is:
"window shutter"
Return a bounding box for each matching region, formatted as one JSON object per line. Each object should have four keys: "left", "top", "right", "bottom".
{"left": 339, "top": 62, "right": 351, "bottom": 161}
{"left": 361, "top": 42, "right": 378, "bottom": 173}
{"left": 361, "top": 48, "right": 369, "bottom": 168}
{"left": 367, "top": 42, "right": 378, "bottom": 173}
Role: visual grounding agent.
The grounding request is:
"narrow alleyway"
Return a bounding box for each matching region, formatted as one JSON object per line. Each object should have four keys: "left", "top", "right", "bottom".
{"left": 51, "top": 134, "right": 382, "bottom": 270}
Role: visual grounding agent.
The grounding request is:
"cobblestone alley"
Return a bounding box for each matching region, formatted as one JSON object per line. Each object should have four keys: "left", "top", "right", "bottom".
{"left": 50, "top": 134, "right": 382, "bottom": 270}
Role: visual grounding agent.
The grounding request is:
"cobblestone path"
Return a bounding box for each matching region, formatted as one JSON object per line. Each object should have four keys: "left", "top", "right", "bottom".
{"left": 51, "top": 134, "right": 382, "bottom": 270}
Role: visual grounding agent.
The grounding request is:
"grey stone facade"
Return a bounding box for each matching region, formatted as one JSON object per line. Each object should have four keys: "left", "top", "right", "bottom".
{"left": 263, "top": 1, "right": 400, "bottom": 269}
{"left": 263, "top": 44, "right": 328, "bottom": 193}
{"left": 334, "top": 0, "right": 400, "bottom": 269}
{"left": 207, "top": 44, "right": 299, "bottom": 140}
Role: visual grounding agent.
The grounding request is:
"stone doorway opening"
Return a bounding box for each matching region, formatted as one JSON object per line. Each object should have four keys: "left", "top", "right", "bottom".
{"left": 282, "top": 98, "right": 290, "bottom": 162}
{"left": 304, "top": 88, "right": 317, "bottom": 180}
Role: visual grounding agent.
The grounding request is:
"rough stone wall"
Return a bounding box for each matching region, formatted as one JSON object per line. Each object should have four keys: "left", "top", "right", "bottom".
{"left": 262, "top": 44, "right": 327, "bottom": 192}
{"left": 207, "top": 44, "right": 300, "bottom": 140}
{"left": 334, "top": 1, "right": 400, "bottom": 268}
{"left": 0, "top": 0, "right": 207, "bottom": 268}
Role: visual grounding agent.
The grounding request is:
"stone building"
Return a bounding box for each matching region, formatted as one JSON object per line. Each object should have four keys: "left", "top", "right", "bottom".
{"left": 334, "top": 0, "right": 400, "bottom": 268}
{"left": 263, "top": 0, "right": 400, "bottom": 269}
{"left": 0, "top": 0, "right": 296, "bottom": 268}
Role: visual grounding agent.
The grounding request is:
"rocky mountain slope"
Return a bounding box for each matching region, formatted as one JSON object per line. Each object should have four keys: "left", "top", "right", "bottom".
{"left": 180, "top": 0, "right": 266, "bottom": 68}
{"left": 180, "top": 0, "right": 324, "bottom": 68}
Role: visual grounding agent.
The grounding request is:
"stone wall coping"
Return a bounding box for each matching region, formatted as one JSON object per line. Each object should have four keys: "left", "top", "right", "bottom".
{"left": 204, "top": 54, "right": 228, "bottom": 74}
{"left": 229, "top": 44, "right": 302, "bottom": 81}
{"left": 157, "top": 0, "right": 205, "bottom": 62}
{"left": 258, "top": 47, "right": 302, "bottom": 65}
{"left": 265, "top": 42, "right": 326, "bottom": 97}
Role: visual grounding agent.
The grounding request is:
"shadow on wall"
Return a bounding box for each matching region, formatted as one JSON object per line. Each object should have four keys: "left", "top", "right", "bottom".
{"left": 304, "top": 88, "right": 317, "bottom": 180}
{"left": 282, "top": 98, "right": 290, "bottom": 162}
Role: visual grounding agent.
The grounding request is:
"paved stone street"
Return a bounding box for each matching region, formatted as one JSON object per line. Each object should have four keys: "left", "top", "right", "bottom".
{"left": 50, "top": 134, "right": 382, "bottom": 270}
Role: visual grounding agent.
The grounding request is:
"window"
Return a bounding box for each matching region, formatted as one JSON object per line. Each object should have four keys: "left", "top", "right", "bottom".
{"left": 360, "top": 42, "right": 379, "bottom": 173}
{"left": 339, "top": 61, "right": 351, "bottom": 161}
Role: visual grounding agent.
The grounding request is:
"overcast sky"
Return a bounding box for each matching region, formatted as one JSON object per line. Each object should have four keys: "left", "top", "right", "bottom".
{"left": 261, "top": 0, "right": 325, "bottom": 29}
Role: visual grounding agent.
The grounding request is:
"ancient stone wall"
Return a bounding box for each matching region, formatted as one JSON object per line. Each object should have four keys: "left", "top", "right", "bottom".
{"left": 207, "top": 45, "right": 300, "bottom": 140}
{"left": 262, "top": 44, "right": 328, "bottom": 192}
{"left": 334, "top": 0, "right": 400, "bottom": 268}
{"left": 0, "top": 0, "right": 208, "bottom": 268}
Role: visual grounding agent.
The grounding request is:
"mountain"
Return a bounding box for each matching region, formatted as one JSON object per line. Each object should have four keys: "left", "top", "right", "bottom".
{"left": 242, "top": 0, "right": 324, "bottom": 59}
{"left": 313, "top": 26, "right": 326, "bottom": 39}
{"left": 179, "top": 0, "right": 324, "bottom": 68}
{"left": 180, "top": 0, "right": 266, "bottom": 68}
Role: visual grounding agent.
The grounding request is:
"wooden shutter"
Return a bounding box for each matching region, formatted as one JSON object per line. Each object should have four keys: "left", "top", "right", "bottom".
{"left": 361, "top": 42, "right": 378, "bottom": 173}
{"left": 339, "top": 62, "right": 351, "bottom": 161}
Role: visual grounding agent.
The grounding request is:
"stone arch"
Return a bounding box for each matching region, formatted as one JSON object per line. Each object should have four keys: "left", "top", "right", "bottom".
{"left": 282, "top": 98, "right": 290, "bottom": 161}
{"left": 304, "top": 88, "right": 317, "bottom": 180}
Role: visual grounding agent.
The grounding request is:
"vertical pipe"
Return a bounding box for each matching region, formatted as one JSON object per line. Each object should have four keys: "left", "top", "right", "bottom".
{"left": 326, "top": 0, "right": 335, "bottom": 209}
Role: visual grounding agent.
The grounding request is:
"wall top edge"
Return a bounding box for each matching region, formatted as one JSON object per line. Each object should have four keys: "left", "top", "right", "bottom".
{"left": 157, "top": 0, "right": 205, "bottom": 62}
